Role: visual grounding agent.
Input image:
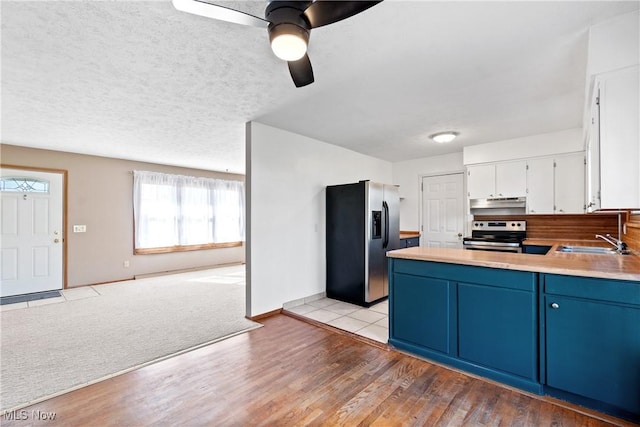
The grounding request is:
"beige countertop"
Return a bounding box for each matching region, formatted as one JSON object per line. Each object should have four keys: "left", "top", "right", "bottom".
{"left": 399, "top": 231, "right": 421, "bottom": 239}
{"left": 387, "top": 244, "right": 640, "bottom": 282}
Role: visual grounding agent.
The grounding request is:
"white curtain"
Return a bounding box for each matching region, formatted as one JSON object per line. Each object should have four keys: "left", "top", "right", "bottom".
{"left": 133, "top": 171, "right": 245, "bottom": 249}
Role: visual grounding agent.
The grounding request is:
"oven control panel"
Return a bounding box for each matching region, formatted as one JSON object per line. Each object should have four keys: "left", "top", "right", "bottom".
{"left": 472, "top": 221, "right": 526, "bottom": 231}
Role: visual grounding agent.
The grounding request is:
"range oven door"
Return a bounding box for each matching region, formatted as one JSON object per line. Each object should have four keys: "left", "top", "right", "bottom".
{"left": 463, "top": 240, "right": 523, "bottom": 253}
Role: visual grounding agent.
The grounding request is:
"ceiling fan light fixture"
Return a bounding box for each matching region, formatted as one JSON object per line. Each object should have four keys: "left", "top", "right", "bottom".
{"left": 430, "top": 132, "right": 459, "bottom": 144}
{"left": 269, "top": 23, "right": 309, "bottom": 61}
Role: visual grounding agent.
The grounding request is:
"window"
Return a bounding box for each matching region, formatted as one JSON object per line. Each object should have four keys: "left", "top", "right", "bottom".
{"left": 0, "top": 177, "right": 49, "bottom": 193}
{"left": 133, "top": 171, "right": 244, "bottom": 253}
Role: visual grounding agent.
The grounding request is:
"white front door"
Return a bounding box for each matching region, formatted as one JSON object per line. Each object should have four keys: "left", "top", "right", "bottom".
{"left": 1, "top": 169, "right": 64, "bottom": 297}
{"left": 422, "top": 173, "right": 464, "bottom": 248}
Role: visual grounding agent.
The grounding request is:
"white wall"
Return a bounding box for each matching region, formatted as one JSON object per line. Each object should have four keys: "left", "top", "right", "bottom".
{"left": 462, "top": 128, "right": 583, "bottom": 165}
{"left": 392, "top": 152, "right": 464, "bottom": 231}
{"left": 246, "top": 122, "right": 393, "bottom": 317}
{"left": 1, "top": 144, "right": 245, "bottom": 287}
{"left": 587, "top": 10, "right": 639, "bottom": 76}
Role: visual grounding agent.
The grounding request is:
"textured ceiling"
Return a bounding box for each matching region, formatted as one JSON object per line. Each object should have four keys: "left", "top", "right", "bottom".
{"left": 2, "top": 1, "right": 639, "bottom": 173}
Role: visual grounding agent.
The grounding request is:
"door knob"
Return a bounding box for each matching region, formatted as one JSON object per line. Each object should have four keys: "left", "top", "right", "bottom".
{"left": 550, "top": 302, "right": 559, "bottom": 309}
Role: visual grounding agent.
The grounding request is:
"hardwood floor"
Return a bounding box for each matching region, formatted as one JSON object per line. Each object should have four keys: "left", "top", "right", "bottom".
{"left": 0, "top": 314, "right": 632, "bottom": 426}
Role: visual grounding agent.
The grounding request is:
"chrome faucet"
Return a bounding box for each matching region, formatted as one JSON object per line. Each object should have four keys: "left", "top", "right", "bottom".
{"left": 595, "top": 211, "right": 630, "bottom": 254}
{"left": 595, "top": 234, "right": 626, "bottom": 252}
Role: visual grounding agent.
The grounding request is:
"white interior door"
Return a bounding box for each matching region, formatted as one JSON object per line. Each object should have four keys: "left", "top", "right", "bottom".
{"left": 422, "top": 174, "right": 464, "bottom": 248}
{"left": 1, "top": 169, "right": 64, "bottom": 297}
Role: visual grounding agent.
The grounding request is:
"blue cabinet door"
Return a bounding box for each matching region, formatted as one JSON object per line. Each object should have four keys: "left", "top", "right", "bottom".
{"left": 545, "top": 295, "right": 640, "bottom": 415}
{"left": 458, "top": 283, "right": 537, "bottom": 380}
{"left": 391, "top": 273, "right": 454, "bottom": 354}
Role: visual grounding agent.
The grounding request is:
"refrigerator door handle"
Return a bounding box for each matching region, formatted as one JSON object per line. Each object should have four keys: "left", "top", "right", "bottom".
{"left": 382, "top": 201, "right": 389, "bottom": 249}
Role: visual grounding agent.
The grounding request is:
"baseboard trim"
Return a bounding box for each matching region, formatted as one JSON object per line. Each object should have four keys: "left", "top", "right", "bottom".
{"left": 282, "top": 292, "right": 326, "bottom": 309}
{"left": 247, "top": 308, "right": 282, "bottom": 321}
{"left": 66, "top": 263, "right": 246, "bottom": 288}
{"left": 134, "top": 262, "right": 244, "bottom": 279}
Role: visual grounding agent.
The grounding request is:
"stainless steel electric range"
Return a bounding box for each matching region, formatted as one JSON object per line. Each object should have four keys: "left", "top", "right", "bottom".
{"left": 463, "top": 220, "right": 526, "bottom": 253}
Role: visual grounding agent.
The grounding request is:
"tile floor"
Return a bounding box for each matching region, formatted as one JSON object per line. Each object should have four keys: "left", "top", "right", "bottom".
{"left": 0, "top": 286, "right": 101, "bottom": 311}
{"left": 285, "top": 298, "right": 389, "bottom": 344}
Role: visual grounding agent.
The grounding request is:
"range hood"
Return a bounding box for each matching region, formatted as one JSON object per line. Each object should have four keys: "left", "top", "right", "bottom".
{"left": 470, "top": 197, "right": 527, "bottom": 215}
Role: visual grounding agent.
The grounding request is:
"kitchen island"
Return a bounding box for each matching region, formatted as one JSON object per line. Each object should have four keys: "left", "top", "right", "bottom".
{"left": 386, "top": 246, "right": 640, "bottom": 422}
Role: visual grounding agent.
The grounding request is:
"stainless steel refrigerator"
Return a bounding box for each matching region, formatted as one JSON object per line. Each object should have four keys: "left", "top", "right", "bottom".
{"left": 326, "top": 180, "right": 400, "bottom": 307}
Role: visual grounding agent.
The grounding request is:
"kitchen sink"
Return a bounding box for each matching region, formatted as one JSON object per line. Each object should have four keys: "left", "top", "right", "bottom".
{"left": 556, "top": 245, "right": 617, "bottom": 255}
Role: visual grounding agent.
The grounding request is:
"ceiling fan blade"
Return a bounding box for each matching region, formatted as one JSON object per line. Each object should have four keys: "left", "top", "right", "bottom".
{"left": 172, "top": 0, "right": 269, "bottom": 28}
{"left": 303, "top": 1, "right": 382, "bottom": 29}
{"left": 288, "top": 54, "right": 314, "bottom": 87}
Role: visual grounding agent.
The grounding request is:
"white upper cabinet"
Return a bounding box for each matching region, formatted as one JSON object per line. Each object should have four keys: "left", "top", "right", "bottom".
{"left": 585, "top": 84, "right": 601, "bottom": 212}
{"left": 467, "top": 161, "right": 526, "bottom": 199}
{"left": 496, "top": 161, "right": 527, "bottom": 198}
{"left": 526, "top": 158, "right": 555, "bottom": 214}
{"left": 526, "top": 153, "right": 585, "bottom": 214}
{"left": 554, "top": 153, "right": 585, "bottom": 214}
{"left": 585, "top": 11, "right": 639, "bottom": 210}
{"left": 597, "top": 66, "right": 640, "bottom": 209}
{"left": 467, "top": 164, "right": 495, "bottom": 199}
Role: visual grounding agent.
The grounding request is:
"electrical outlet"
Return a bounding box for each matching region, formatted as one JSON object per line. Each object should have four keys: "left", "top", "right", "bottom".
{"left": 123, "top": 261, "right": 130, "bottom": 268}
{"left": 73, "top": 225, "right": 87, "bottom": 233}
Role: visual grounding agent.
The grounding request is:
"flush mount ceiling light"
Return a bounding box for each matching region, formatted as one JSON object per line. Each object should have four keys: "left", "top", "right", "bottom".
{"left": 430, "top": 132, "right": 459, "bottom": 144}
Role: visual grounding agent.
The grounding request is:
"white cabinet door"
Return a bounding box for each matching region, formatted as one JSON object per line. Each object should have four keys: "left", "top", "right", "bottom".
{"left": 526, "top": 158, "right": 554, "bottom": 214}
{"left": 467, "top": 164, "right": 495, "bottom": 199}
{"left": 585, "top": 81, "right": 601, "bottom": 212}
{"left": 599, "top": 66, "right": 640, "bottom": 209}
{"left": 555, "top": 153, "right": 585, "bottom": 214}
{"left": 496, "top": 161, "right": 527, "bottom": 197}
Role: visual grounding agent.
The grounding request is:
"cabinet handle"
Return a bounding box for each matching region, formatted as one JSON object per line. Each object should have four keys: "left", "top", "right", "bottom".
{"left": 550, "top": 302, "right": 560, "bottom": 309}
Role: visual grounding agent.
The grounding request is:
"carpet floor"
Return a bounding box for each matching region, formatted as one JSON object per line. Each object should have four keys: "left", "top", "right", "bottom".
{"left": 0, "top": 266, "right": 260, "bottom": 411}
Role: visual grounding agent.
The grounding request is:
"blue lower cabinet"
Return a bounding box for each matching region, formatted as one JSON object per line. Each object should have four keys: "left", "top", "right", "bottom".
{"left": 391, "top": 273, "right": 454, "bottom": 354}
{"left": 389, "top": 258, "right": 541, "bottom": 394}
{"left": 389, "top": 260, "right": 640, "bottom": 420}
{"left": 458, "top": 283, "right": 537, "bottom": 381}
{"left": 543, "top": 274, "right": 640, "bottom": 421}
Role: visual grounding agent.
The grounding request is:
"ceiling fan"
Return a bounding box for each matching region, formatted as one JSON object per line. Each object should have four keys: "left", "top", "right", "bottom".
{"left": 172, "top": 0, "right": 382, "bottom": 87}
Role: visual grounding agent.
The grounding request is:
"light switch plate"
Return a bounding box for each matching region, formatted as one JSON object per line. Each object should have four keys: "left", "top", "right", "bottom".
{"left": 73, "top": 225, "right": 87, "bottom": 233}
